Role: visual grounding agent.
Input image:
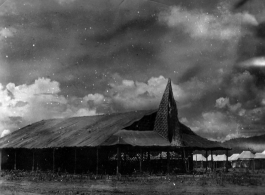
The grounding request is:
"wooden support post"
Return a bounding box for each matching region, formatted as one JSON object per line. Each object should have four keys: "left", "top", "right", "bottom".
{"left": 225, "top": 150, "right": 228, "bottom": 172}
{"left": 140, "top": 148, "right": 143, "bottom": 173}
{"left": 52, "top": 148, "right": 55, "bottom": 173}
{"left": 190, "top": 150, "right": 193, "bottom": 171}
{"left": 116, "top": 147, "right": 121, "bottom": 175}
{"left": 96, "top": 147, "right": 99, "bottom": 175}
{"left": 14, "top": 150, "right": 17, "bottom": 170}
{"left": 124, "top": 149, "right": 127, "bottom": 174}
{"left": 36, "top": 149, "right": 39, "bottom": 171}
{"left": 32, "top": 149, "right": 35, "bottom": 171}
{"left": 0, "top": 149, "right": 2, "bottom": 171}
{"left": 74, "top": 148, "right": 77, "bottom": 174}
{"left": 167, "top": 149, "right": 170, "bottom": 174}
{"left": 211, "top": 150, "right": 213, "bottom": 171}
{"left": 205, "top": 150, "right": 208, "bottom": 172}
{"left": 183, "top": 148, "right": 187, "bottom": 173}
{"left": 181, "top": 149, "right": 184, "bottom": 172}
{"left": 192, "top": 154, "right": 197, "bottom": 168}
{"left": 215, "top": 159, "right": 217, "bottom": 170}
{"left": 147, "top": 150, "right": 150, "bottom": 174}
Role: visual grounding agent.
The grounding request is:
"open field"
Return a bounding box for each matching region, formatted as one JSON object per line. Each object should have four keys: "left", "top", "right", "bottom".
{"left": 0, "top": 170, "right": 265, "bottom": 195}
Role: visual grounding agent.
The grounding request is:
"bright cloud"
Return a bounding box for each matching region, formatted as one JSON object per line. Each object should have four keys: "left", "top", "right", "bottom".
{"left": 190, "top": 111, "right": 239, "bottom": 141}
{"left": 0, "top": 27, "right": 16, "bottom": 40}
{"left": 240, "top": 57, "right": 265, "bottom": 67}
{"left": 0, "top": 76, "right": 188, "bottom": 134}
{"left": 223, "top": 133, "right": 249, "bottom": 142}
{"left": 0, "top": 78, "right": 100, "bottom": 135}
{"left": 1, "top": 74, "right": 262, "bottom": 141}
{"left": 0, "top": 129, "right": 10, "bottom": 138}
{"left": 215, "top": 97, "right": 242, "bottom": 112}
{"left": 108, "top": 75, "right": 185, "bottom": 111}
{"left": 159, "top": 4, "right": 257, "bottom": 40}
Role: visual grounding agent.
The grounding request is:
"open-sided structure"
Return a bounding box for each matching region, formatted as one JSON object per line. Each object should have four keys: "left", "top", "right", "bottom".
{"left": 228, "top": 153, "right": 240, "bottom": 168}
{"left": 193, "top": 154, "right": 206, "bottom": 168}
{"left": 0, "top": 79, "right": 229, "bottom": 174}
{"left": 237, "top": 151, "right": 255, "bottom": 169}
{"left": 254, "top": 153, "right": 265, "bottom": 169}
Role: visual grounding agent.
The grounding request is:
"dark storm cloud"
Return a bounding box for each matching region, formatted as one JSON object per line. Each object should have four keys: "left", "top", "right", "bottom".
{"left": 93, "top": 16, "right": 160, "bottom": 43}
{"left": 1, "top": 0, "right": 157, "bottom": 86}
{"left": 2, "top": 0, "right": 265, "bottom": 141}
{"left": 233, "top": 0, "right": 250, "bottom": 10}
{"left": 2, "top": 29, "right": 62, "bottom": 62}
{"left": 177, "top": 64, "right": 204, "bottom": 83}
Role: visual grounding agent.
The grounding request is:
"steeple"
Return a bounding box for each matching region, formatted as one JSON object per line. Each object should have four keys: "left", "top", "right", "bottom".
{"left": 153, "top": 78, "right": 183, "bottom": 146}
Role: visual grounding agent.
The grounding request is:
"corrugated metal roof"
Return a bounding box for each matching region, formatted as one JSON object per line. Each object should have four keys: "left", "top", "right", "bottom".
{"left": 181, "top": 134, "right": 224, "bottom": 149}
{"left": 228, "top": 154, "right": 239, "bottom": 161}
{"left": 238, "top": 151, "right": 255, "bottom": 159}
{"left": 0, "top": 110, "right": 155, "bottom": 148}
{"left": 0, "top": 109, "right": 228, "bottom": 150}
{"left": 254, "top": 153, "right": 265, "bottom": 159}
{"left": 101, "top": 130, "right": 170, "bottom": 147}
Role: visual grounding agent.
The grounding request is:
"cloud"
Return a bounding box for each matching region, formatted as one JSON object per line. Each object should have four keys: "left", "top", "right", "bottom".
{"left": 56, "top": 0, "right": 76, "bottom": 5}
{"left": 0, "top": 0, "right": 17, "bottom": 16}
{"left": 108, "top": 75, "right": 216, "bottom": 112}
{"left": 179, "top": 117, "right": 188, "bottom": 124}
{"left": 83, "top": 93, "right": 105, "bottom": 105}
{"left": 215, "top": 97, "right": 230, "bottom": 108}
{"left": 0, "top": 27, "right": 16, "bottom": 40}
{"left": 215, "top": 97, "right": 242, "bottom": 112}
{"left": 0, "top": 75, "right": 188, "bottom": 134}
{"left": 190, "top": 111, "right": 239, "bottom": 141}
{"left": 159, "top": 3, "right": 257, "bottom": 40}
{"left": 225, "top": 71, "right": 257, "bottom": 100}
{"left": 0, "top": 78, "right": 101, "bottom": 135}
{"left": 0, "top": 0, "right": 264, "bottom": 141}
{"left": 179, "top": 77, "right": 207, "bottom": 101}
{"left": 223, "top": 133, "right": 249, "bottom": 142}
{"left": 240, "top": 57, "right": 265, "bottom": 67}
{"left": 108, "top": 75, "right": 185, "bottom": 111}
{"left": 0, "top": 129, "right": 10, "bottom": 138}
{"left": 211, "top": 69, "right": 265, "bottom": 138}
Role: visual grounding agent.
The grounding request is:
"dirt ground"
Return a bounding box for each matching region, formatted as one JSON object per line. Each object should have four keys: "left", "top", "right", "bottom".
{"left": 0, "top": 174, "right": 265, "bottom": 195}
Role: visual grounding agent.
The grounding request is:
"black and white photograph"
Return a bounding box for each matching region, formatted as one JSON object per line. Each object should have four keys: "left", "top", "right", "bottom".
{"left": 0, "top": 0, "right": 265, "bottom": 194}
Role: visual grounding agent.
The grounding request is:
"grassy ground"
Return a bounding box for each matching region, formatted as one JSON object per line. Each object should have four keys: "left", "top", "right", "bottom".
{"left": 0, "top": 170, "right": 265, "bottom": 195}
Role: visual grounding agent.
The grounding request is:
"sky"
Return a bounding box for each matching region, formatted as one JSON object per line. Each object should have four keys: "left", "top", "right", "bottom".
{"left": 1, "top": 0, "right": 265, "bottom": 141}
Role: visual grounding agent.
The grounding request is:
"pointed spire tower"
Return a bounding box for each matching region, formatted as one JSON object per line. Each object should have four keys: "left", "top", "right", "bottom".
{"left": 154, "top": 78, "right": 183, "bottom": 146}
